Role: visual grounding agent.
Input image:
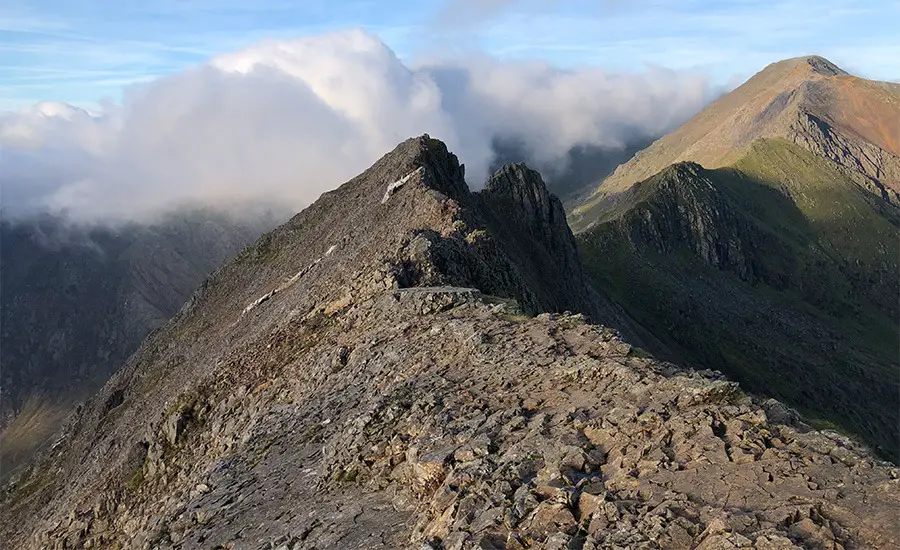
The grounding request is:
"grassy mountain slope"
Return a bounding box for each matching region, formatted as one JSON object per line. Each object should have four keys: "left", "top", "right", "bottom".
{"left": 578, "top": 139, "right": 899, "bottom": 460}
{"left": 571, "top": 56, "right": 900, "bottom": 232}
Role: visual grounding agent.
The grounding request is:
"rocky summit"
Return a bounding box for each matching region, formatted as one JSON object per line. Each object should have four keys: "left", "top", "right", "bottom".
{"left": 2, "top": 136, "right": 898, "bottom": 550}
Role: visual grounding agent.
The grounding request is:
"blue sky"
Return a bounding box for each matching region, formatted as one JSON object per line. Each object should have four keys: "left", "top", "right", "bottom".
{"left": 2, "top": 0, "right": 899, "bottom": 112}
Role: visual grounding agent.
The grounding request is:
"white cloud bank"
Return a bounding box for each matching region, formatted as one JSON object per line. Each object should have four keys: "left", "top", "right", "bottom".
{"left": 0, "top": 29, "right": 712, "bottom": 222}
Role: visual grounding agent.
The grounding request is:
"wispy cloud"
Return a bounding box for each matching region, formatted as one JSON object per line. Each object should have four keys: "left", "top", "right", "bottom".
{"left": 0, "top": 0, "right": 397, "bottom": 108}
{"left": 1, "top": 0, "right": 897, "bottom": 110}
{"left": 453, "top": 0, "right": 899, "bottom": 86}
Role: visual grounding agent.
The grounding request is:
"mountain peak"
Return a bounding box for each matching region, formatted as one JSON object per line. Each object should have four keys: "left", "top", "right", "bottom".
{"left": 780, "top": 55, "right": 847, "bottom": 77}
{"left": 483, "top": 162, "right": 550, "bottom": 198}
{"left": 371, "top": 134, "right": 469, "bottom": 202}
{"left": 480, "top": 162, "right": 579, "bottom": 281}
{"left": 572, "top": 54, "right": 898, "bottom": 230}
{"left": 663, "top": 161, "right": 705, "bottom": 178}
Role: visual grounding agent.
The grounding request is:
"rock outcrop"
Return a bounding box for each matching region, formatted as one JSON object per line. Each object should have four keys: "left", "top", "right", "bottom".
{"left": 476, "top": 163, "right": 589, "bottom": 314}
{"left": 788, "top": 105, "right": 900, "bottom": 202}
{"left": 598, "top": 162, "right": 770, "bottom": 281}
{"left": 2, "top": 137, "right": 898, "bottom": 550}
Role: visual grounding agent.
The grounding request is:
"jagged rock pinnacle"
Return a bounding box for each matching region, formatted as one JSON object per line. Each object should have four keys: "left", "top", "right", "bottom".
{"left": 376, "top": 134, "right": 469, "bottom": 202}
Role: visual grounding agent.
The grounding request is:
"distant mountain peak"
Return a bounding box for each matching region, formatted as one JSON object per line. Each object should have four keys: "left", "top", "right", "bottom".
{"left": 751, "top": 55, "right": 847, "bottom": 83}
{"left": 778, "top": 55, "right": 847, "bottom": 77}
{"left": 802, "top": 55, "right": 847, "bottom": 76}
{"left": 572, "top": 54, "right": 899, "bottom": 230}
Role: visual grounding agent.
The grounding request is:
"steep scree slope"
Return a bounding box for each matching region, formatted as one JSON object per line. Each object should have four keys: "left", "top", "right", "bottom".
{"left": 2, "top": 137, "right": 898, "bottom": 550}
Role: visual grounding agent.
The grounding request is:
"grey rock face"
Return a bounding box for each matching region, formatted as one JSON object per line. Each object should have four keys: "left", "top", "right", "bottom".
{"left": 788, "top": 108, "right": 900, "bottom": 203}
{"left": 483, "top": 163, "right": 569, "bottom": 249}
{"left": 624, "top": 164, "right": 752, "bottom": 272}
{"left": 803, "top": 55, "right": 847, "bottom": 77}
{"left": 2, "top": 136, "right": 897, "bottom": 550}
{"left": 479, "top": 163, "right": 586, "bottom": 312}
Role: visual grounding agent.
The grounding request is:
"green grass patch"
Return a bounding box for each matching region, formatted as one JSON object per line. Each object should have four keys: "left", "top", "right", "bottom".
{"left": 236, "top": 230, "right": 281, "bottom": 265}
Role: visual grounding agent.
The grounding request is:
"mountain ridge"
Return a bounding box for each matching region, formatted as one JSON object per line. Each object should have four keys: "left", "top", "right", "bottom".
{"left": 571, "top": 56, "right": 899, "bottom": 460}
{"left": 3, "top": 135, "right": 899, "bottom": 549}
{"left": 571, "top": 55, "right": 900, "bottom": 231}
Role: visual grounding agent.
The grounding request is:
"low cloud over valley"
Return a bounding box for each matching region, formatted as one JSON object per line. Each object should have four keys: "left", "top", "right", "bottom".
{"left": 0, "top": 29, "right": 712, "bottom": 223}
